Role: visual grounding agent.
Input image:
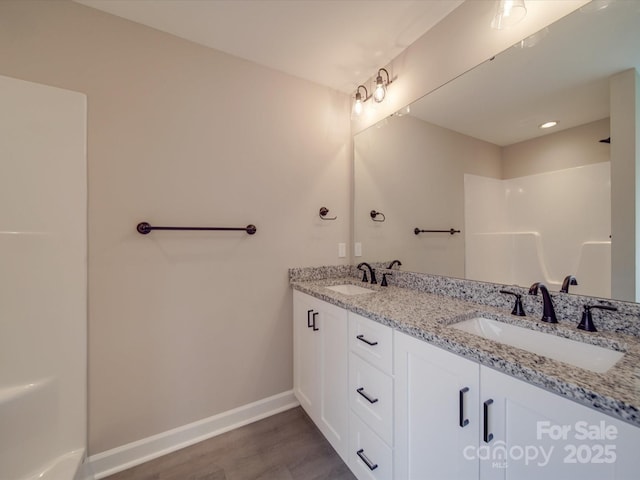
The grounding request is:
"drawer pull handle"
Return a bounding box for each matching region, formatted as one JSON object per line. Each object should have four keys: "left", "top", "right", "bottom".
{"left": 357, "top": 387, "right": 379, "bottom": 404}
{"left": 356, "top": 334, "right": 378, "bottom": 346}
{"left": 459, "top": 387, "right": 469, "bottom": 427}
{"left": 312, "top": 312, "right": 319, "bottom": 331}
{"left": 483, "top": 398, "right": 494, "bottom": 443}
{"left": 307, "top": 310, "right": 314, "bottom": 328}
{"left": 356, "top": 449, "right": 378, "bottom": 471}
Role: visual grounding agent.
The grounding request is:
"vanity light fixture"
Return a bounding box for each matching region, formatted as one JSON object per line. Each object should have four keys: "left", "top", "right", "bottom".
{"left": 539, "top": 120, "right": 558, "bottom": 129}
{"left": 352, "top": 85, "right": 370, "bottom": 117}
{"left": 373, "top": 68, "right": 391, "bottom": 103}
{"left": 352, "top": 68, "right": 395, "bottom": 116}
{"left": 491, "top": 0, "right": 527, "bottom": 30}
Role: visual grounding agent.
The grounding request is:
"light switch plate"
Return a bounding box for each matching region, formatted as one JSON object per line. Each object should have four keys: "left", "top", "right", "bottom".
{"left": 338, "top": 243, "right": 346, "bottom": 258}
{"left": 354, "top": 242, "right": 362, "bottom": 257}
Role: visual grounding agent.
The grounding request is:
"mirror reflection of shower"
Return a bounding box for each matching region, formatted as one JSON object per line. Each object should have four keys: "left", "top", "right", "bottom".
{"left": 465, "top": 161, "right": 611, "bottom": 298}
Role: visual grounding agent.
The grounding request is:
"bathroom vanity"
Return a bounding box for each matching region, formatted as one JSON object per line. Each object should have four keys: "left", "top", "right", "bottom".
{"left": 291, "top": 267, "right": 640, "bottom": 480}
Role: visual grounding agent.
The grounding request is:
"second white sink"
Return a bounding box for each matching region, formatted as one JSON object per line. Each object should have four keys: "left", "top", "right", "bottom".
{"left": 326, "top": 284, "right": 376, "bottom": 295}
{"left": 451, "top": 317, "right": 624, "bottom": 373}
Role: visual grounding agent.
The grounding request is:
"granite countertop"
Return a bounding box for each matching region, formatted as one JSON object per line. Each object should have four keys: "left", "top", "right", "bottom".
{"left": 291, "top": 276, "right": 640, "bottom": 428}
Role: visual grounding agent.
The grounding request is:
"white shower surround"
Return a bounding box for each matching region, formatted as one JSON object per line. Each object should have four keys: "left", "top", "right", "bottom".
{"left": 465, "top": 162, "right": 611, "bottom": 297}
{"left": 0, "top": 75, "right": 87, "bottom": 479}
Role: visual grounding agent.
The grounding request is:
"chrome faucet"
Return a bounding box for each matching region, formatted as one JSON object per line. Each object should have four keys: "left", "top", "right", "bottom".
{"left": 528, "top": 282, "right": 558, "bottom": 323}
{"left": 560, "top": 275, "right": 578, "bottom": 293}
{"left": 357, "top": 262, "right": 377, "bottom": 284}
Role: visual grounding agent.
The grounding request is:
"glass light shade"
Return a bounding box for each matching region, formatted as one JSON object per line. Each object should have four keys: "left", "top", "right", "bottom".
{"left": 353, "top": 95, "right": 363, "bottom": 116}
{"left": 491, "top": 0, "right": 527, "bottom": 30}
{"left": 373, "top": 77, "right": 386, "bottom": 103}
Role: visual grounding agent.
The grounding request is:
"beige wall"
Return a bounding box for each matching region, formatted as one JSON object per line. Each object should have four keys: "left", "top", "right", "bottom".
{"left": 610, "top": 69, "right": 640, "bottom": 301}
{"left": 0, "top": 0, "right": 350, "bottom": 454}
{"left": 502, "top": 118, "right": 611, "bottom": 178}
{"left": 0, "top": 0, "right": 592, "bottom": 458}
{"left": 354, "top": 115, "right": 501, "bottom": 276}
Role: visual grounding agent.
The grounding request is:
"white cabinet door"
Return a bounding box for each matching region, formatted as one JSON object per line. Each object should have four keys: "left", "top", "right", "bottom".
{"left": 293, "top": 291, "right": 319, "bottom": 415}
{"left": 394, "top": 331, "right": 480, "bottom": 480}
{"left": 316, "top": 296, "right": 349, "bottom": 460}
{"left": 293, "top": 291, "right": 348, "bottom": 461}
{"left": 481, "top": 366, "right": 640, "bottom": 480}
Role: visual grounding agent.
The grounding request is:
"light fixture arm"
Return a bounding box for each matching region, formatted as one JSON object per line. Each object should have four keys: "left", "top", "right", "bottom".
{"left": 352, "top": 84, "right": 372, "bottom": 117}
{"left": 377, "top": 68, "right": 390, "bottom": 85}
{"left": 356, "top": 84, "right": 370, "bottom": 101}
{"left": 373, "top": 68, "right": 392, "bottom": 103}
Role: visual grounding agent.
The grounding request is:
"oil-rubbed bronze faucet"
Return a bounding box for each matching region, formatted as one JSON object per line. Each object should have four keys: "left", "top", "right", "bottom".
{"left": 357, "top": 262, "right": 377, "bottom": 284}
{"left": 578, "top": 304, "right": 617, "bottom": 332}
{"left": 529, "top": 282, "right": 557, "bottom": 323}
{"left": 560, "top": 275, "right": 578, "bottom": 293}
{"left": 500, "top": 289, "right": 526, "bottom": 316}
{"left": 387, "top": 259, "right": 402, "bottom": 269}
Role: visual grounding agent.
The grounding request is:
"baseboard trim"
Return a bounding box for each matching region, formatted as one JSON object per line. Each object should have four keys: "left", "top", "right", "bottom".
{"left": 87, "top": 390, "right": 299, "bottom": 479}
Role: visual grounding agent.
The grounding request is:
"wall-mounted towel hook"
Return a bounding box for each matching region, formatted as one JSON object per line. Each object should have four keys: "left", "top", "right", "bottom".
{"left": 370, "top": 210, "right": 386, "bottom": 222}
{"left": 319, "top": 207, "right": 337, "bottom": 220}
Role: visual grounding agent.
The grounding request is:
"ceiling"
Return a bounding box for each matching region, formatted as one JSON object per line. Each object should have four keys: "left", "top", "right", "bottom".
{"left": 75, "top": 0, "right": 463, "bottom": 94}
{"left": 408, "top": 1, "right": 640, "bottom": 146}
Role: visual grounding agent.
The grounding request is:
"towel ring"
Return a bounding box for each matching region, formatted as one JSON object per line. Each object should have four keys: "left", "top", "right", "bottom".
{"left": 370, "top": 210, "right": 386, "bottom": 222}
{"left": 319, "top": 207, "right": 337, "bottom": 220}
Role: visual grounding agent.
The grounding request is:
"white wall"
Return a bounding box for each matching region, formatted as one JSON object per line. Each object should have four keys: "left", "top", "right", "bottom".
{"left": 0, "top": 0, "right": 350, "bottom": 455}
{"left": 0, "top": 74, "right": 87, "bottom": 478}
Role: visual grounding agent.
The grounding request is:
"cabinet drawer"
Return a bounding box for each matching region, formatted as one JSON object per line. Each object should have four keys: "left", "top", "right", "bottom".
{"left": 349, "top": 312, "right": 393, "bottom": 374}
{"left": 349, "top": 413, "right": 393, "bottom": 480}
{"left": 349, "top": 352, "right": 393, "bottom": 445}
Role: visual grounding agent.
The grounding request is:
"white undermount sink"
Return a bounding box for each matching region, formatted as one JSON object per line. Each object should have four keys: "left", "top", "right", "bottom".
{"left": 325, "top": 284, "right": 376, "bottom": 295}
{"left": 451, "top": 317, "right": 624, "bottom": 373}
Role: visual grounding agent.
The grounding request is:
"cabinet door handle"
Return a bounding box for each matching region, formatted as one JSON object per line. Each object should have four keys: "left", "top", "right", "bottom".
{"left": 356, "top": 449, "right": 378, "bottom": 471}
{"left": 459, "top": 387, "right": 469, "bottom": 427}
{"left": 356, "top": 334, "right": 378, "bottom": 346}
{"left": 312, "top": 312, "right": 319, "bottom": 331}
{"left": 307, "top": 309, "right": 314, "bottom": 328}
{"left": 357, "top": 387, "right": 379, "bottom": 404}
{"left": 483, "top": 398, "right": 494, "bottom": 443}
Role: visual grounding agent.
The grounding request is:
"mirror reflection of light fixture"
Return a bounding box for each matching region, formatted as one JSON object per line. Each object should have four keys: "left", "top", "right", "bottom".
{"left": 580, "top": 0, "right": 615, "bottom": 13}
{"left": 539, "top": 120, "right": 558, "bottom": 129}
{"left": 394, "top": 105, "right": 411, "bottom": 117}
{"left": 373, "top": 68, "right": 390, "bottom": 103}
{"left": 352, "top": 85, "right": 370, "bottom": 117}
{"left": 491, "top": 0, "right": 527, "bottom": 30}
{"left": 514, "top": 27, "right": 549, "bottom": 48}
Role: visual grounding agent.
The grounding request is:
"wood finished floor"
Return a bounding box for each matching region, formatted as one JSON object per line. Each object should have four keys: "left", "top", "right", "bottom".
{"left": 104, "top": 407, "right": 356, "bottom": 480}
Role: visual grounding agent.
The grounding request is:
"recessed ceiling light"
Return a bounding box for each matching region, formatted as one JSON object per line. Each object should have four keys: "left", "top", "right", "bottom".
{"left": 539, "top": 121, "right": 558, "bottom": 129}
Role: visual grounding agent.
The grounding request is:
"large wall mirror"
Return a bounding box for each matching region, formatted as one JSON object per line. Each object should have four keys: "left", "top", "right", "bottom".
{"left": 354, "top": 1, "right": 640, "bottom": 302}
